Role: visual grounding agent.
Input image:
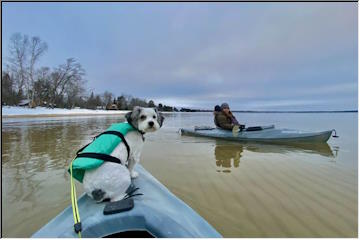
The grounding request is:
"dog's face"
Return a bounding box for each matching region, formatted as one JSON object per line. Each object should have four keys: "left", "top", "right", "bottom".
{"left": 125, "top": 107, "right": 164, "bottom": 133}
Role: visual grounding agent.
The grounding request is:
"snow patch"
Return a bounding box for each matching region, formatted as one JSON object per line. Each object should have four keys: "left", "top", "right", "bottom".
{"left": 2, "top": 106, "right": 129, "bottom": 116}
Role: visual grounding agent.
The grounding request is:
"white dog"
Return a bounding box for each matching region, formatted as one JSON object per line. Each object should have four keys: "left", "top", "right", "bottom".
{"left": 83, "top": 107, "right": 164, "bottom": 202}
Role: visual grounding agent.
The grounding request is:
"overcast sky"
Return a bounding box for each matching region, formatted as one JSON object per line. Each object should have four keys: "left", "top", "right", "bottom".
{"left": 2, "top": 2, "right": 358, "bottom": 110}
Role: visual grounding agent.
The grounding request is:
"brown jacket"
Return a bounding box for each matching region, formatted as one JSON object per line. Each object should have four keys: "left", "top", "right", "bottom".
{"left": 214, "top": 111, "right": 234, "bottom": 130}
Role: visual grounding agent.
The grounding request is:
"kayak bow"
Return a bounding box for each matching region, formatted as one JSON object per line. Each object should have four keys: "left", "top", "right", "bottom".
{"left": 32, "top": 165, "right": 221, "bottom": 238}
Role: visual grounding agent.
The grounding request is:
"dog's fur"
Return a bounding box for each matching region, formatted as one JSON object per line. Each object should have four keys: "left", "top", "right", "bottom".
{"left": 83, "top": 107, "right": 164, "bottom": 202}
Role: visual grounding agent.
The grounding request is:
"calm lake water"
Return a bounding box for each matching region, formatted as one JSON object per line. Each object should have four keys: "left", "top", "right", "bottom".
{"left": 2, "top": 112, "right": 358, "bottom": 237}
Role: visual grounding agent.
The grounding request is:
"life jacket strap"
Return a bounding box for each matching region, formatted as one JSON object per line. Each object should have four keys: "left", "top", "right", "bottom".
{"left": 76, "top": 152, "right": 123, "bottom": 165}
{"left": 76, "top": 130, "right": 131, "bottom": 161}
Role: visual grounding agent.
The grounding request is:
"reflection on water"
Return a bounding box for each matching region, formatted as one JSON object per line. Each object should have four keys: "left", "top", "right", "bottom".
{"left": 2, "top": 112, "right": 357, "bottom": 237}
{"left": 244, "top": 141, "right": 336, "bottom": 158}
{"left": 2, "top": 115, "right": 127, "bottom": 237}
{"left": 215, "top": 144, "right": 242, "bottom": 173}
{"left": 214, "top": 141, "right": 336, "bottom": 173}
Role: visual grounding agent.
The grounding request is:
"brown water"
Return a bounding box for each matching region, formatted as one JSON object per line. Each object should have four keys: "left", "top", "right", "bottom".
{"left": 2, "top": 112, "right": 358, "bottom": 237}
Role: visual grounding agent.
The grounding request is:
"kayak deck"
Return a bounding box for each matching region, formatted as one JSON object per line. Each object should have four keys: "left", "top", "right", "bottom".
{"left": 181, "top": 125, "right": 333, "bottom": 143}
{"left": 32, "top": 165, "right": 221, "bottom": 238}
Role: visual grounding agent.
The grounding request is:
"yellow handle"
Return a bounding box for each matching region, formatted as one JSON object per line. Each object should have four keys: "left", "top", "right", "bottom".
{"left": 70, "top": 159, "right": 82, "bottom": 238}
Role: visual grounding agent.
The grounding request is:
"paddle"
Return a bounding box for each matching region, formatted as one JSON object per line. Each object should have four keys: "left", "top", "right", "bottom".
{"left": 232, "top": 125, "right": 240, "bottom": 137}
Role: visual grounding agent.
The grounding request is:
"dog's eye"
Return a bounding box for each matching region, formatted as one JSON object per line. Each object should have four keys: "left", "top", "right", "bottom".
{"left": 140, "top": 115, "right": 146, "bottom": 120}
{"left": 153, "top": 115, "right": 156, "bottom": 119}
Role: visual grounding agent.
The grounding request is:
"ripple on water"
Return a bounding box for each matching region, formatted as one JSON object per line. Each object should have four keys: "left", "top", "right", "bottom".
{"left": 2, "top": 113, "right": 358, "bottom": 237}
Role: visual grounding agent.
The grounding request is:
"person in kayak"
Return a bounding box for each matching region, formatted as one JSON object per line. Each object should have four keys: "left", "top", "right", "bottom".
{"left": 215, "top": 103, "right": 243, "bottom": 131}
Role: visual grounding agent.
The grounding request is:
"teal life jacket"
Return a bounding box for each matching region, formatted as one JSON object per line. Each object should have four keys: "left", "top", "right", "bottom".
{"left": 68, "top": 122, "right": 135, "bottom": 183}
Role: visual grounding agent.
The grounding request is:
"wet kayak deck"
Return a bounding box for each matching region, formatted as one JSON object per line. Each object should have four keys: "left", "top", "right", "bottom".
{"left": 32, "top": 165, "right": 221, "bottom": 238}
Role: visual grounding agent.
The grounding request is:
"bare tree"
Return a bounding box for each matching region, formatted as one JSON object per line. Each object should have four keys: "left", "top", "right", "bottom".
{"left": 33, "top": 67, "right": 51, "bottom": 105}
{"left": 102, "top": 91, "right": 113, "bottom": 107}
{"left": 7, "top": 33, "right": 47, "bottom": 104}
{"left": 50, "top": 58, "right": 85, "bottom": 107}
{"left": 28, "top": 37, "right": 48, "bottom": 103}
{"left": 128, "top": 97, "right": 148, "bottom": 109}
{"left": 7, "top": 33, "right": 29, "bottom": 97}
{"left": 116, "top": 95, "right": 127, "bottom": 110}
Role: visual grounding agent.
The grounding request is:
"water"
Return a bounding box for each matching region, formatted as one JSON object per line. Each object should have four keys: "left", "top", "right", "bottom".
{"left": 2, "top": 112, "right": 357, "bottom": 237}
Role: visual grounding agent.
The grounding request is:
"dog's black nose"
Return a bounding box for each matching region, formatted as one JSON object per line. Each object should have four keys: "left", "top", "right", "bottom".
{"left": 148, "top": 121, "right": 154, "bottom": 127}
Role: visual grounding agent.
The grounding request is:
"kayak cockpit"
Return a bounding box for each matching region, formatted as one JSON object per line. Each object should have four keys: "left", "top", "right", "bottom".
{"left": 104, "top": 230, "right": 154, "bottom": 238}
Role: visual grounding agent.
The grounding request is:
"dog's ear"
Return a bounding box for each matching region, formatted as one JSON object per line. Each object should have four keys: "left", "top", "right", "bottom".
{"left": 126, "top": 106, "right": 142, "bottom": 128}
{"left": 154, "top": 108, "right": 164, "bottom": 127}
{"left": 125, "top": 111, "right": 133, "bottom": 124}
{"left": 132, "top": 106, "right": 142, "bottom": 116}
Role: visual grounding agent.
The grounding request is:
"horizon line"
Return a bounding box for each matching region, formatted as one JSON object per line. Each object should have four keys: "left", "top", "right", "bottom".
{"left": 176, "top": 108, "right": 358, "bottom": 113}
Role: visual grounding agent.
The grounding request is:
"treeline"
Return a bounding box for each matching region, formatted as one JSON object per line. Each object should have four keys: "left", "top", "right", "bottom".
{"left": 1, "top": 33, "right": 177, "bottom": 111}
{"left": 2, "top": 33, "right": 86, "bottom": 108}
{"left": 84, "top": 92, "right": 178, "bottom": 112}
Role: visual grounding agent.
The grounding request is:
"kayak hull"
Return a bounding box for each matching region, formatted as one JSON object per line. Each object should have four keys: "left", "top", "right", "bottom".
{"left": 32, "top": 165, "right": 221, "bottom": 238}
{"left": 180, "top": 126, "right": 332, "bottom": 143}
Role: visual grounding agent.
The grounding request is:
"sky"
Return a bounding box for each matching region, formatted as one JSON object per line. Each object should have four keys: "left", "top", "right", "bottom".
{"left": 2, "top": 2, "right": 358, "bottom": 111}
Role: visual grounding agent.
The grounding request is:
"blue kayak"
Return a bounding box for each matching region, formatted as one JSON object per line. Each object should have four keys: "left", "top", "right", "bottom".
{"left": 32, "top": 165, "right": 221, "bottom": 238}
{"left": 180, "top": 125, "right": 334, "bottom": 143}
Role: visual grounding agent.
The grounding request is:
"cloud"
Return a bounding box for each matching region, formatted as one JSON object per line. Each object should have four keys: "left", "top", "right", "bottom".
{"left": 2, "top": 3, "right": 357, "bottom": 110}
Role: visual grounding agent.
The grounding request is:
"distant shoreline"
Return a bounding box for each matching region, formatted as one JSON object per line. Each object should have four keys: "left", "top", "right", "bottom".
{"left": 232, "top": 110, "right": 358, "bottom": 113}
{"left": 2, "top": 113, "right": 128, "bottom": 118}
{"left": 178, "top": 109, "right": 358, "bottom": 113}
{"left": 1, "top": 106, "right": 129, "bottom": 118}
{"left": 2, "top": 105, "right": 357, "bottom": 118}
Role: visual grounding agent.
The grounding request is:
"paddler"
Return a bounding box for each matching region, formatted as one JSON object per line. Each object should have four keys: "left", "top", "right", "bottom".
{"left": 215, "top": 103, "right": 244, "bottom": 131}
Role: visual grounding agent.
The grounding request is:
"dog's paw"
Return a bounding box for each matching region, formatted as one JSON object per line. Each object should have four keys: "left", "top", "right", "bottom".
{"left": 130, "top": 171, "right": 139, "bottom": 178}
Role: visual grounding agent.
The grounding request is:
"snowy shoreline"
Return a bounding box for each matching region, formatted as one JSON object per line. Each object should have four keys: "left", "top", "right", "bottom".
{"left": 2, "top": 106, "right": 129, "bottom": 118}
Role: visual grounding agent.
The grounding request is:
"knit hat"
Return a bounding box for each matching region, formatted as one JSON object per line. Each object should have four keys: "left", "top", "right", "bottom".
{"left": 221, "top": 103, "right": 229, "bottom": 110}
